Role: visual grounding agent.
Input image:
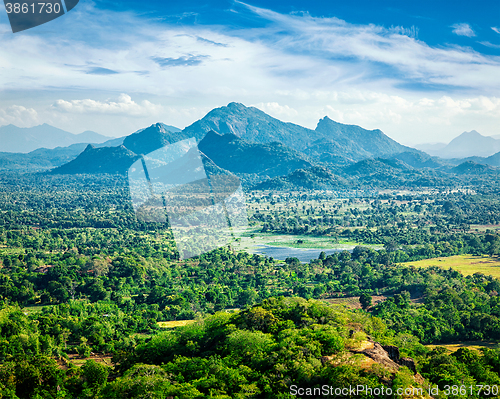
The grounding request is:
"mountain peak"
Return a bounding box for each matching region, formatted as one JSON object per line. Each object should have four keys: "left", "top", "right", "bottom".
{"left": 52, "top": 144, "right": 140, "bottom": 175}
{"left": 311, "top": 115, "right": 416, "bottom": 162}
{"left": 227, "top": 102, "right": 246, "bottom": 109}
{"left": 183, "top": 102, "right": 319, "bottom": 150}
{"left": 457, "top": 130, "right": 481, "bottom": 138}
{"left": 316, "top": 116, "right": 340, "bottom": 130}
{"left": 448, "top": 130, "right": 496, "bottom": 146}
{"left": 152, "top": 122, "right": 170, "bottom": 133}
{"left": 122, "top": 123, "right": 189, "bottom": 155}
{"left": 431, "top": 129, "right": 500, "bottom": 158}
{"left": 320, "top": 116, "right": 335, "bottom": 122}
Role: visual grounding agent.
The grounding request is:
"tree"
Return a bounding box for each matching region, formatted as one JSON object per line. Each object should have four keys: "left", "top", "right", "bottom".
{"left": 359, "top": 293, "right": 372, "bottom": 310}
{"left": 81, "top": 359, "right": 110, "bottom": 394}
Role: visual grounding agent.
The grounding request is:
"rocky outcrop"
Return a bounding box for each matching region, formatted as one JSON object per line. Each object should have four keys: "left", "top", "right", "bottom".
{"left": 355, "top": 342, "right": 400, "bottom": 370}
{"left": 399, "top": 357, "right": 417, "bottom": 374}
{"left": 382, "top": 345, "right": 400, "bottom": 361}
{"left": 382, "top": 345, "right": 417, "bottom": 374}
{"left": 351, "top": 341, "right": 417, "bottom": 374}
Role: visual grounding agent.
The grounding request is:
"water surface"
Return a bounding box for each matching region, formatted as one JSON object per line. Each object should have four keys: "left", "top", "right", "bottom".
{"left": 252, "top": 245, "right": 349, "bottom": 263}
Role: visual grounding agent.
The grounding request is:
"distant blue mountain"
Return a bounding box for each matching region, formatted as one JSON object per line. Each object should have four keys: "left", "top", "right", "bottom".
{"left": 51, "top": 123, "right": 185, "bottom": 174}
{"left": 0, "top": 123, "right": 182, "bottom": 171}
{"left": 0, "top": 123, "right": 112, "bottom": 153}
{"left": 416, "top": 131, "right": 500, "bottom": 159}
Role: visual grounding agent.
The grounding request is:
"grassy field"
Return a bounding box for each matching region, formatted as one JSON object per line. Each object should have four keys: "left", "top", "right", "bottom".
{"left": 264, "top": 238, "right": 363, "bottom": 249}
{"left": 469, "top": 224, "right": 500, "bottom": 232}
{"left": 402, "top": 255, "right": 500, "bottom": 279}
{"left": 65, "top": 353, "right": 114, "bottom": 368}
{"left": 324, "top": 296, "right": 387, "bottom": 309}
{"left": 157, "top": 320, "right": 194, "bottom": 328}
{"left": 232, "top": 227, "right": 381, "bottom": 253}
{"left": 426, "top": 341, "right": 500, "bottom": 352}
{"left": 21, "top": 305, "right": 46, "bottom": 314}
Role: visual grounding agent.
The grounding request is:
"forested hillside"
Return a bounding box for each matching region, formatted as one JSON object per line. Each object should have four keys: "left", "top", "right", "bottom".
{"left": 0, "top": 172, "right": 499, "bottom": 397}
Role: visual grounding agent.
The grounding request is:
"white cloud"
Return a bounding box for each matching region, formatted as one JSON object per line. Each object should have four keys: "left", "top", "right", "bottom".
{"left": 1, "top": 2, "right": 498, "bottom": 96}
{"left": 390, "top": 25, "right": 419, "bottom": 39}
{"left": 234, "top": 5, "right": 500, "bottom": 93}
{"left": 479, "top": 41, "right": 500, "bottom": 49}
{"left": 51, "top": 94, "right": 163, "bottom": 117}
{"left": 492, "top": 27, "right": 500, "bottom": 34}
{"left": 0, "top": 2, "right": 499, "bottom": 141}
{"left": 252, "top": 102, "right": 298, "bottom": 119}
{"left": 451, "top": 23, "right": 475, "bottom": 37}
{"left": 0, "top": 105, "right": 39, "bottom": 127}
{"left": 264, "top": 90, "right": 500, "bottom": 143}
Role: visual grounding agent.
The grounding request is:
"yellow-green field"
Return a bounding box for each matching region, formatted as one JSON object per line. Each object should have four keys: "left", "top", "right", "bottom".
{"left": 22, "top": 305, "right": 46, "bottom": 314}
{"left": 402, "top": 255, "right": 500, "bottom": 279}
{"left": 157, "top": 320, "right": 194, "bottom": 328}
{"left": 324, "top": 295, "right": 387, "bottom": 309}
{"left": 469, "top": 224, "right": 500, "bottom": 232}
{"left": 426, "top": 341, "right": 500, "bottom": 353}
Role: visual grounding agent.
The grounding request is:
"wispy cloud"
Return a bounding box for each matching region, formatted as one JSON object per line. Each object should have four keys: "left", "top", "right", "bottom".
{"left": 390, "top": 25, "right": 419, "bottom": 39}
{"left": 196, "top": 36, "right": 228, "bottom": 47}
{"left": 492, "top": 27, "right": 500, "bottom": 35}
{"left": 1, "top": 2, "right": 499, "bottom": 94}
{"left": 479, "top": 41, "right": 500, "bottom": 49}
{"left": 152, "top": 55, "right": 209, "bottom": 67}
{"left": 1, "top": 1, "right": 500, "bottom": 141}
{"left": 85, "top": 67, "right": 120, "bottom": 75}
{"left": 451, "top": 23, "right": 475, "bottom": 37}
{"left": 237, "top": 4, "right": 500, "bottom": 92}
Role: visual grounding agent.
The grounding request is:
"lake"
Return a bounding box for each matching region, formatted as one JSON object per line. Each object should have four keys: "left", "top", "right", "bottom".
{"left": 252, "top": 245, "right": 350, "bottom": 263}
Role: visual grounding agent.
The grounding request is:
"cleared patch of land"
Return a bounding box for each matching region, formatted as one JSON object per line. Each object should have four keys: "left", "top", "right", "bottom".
{"left": 157, "top": 320, "right": 194, "bottom": 328}
{"left": 324, "top": 296, "right": 387, "bottom": 310}
{"left": 22, "top": 305, "right": 46, "bottom": 314}
{"left": 426, "top": 341, "right": 500, "bottom": 352}
{"left": 56, "top": 353, "right": 114, "bottom": 370}
{"left": 470, "top": 224, "right": 500, "bottom": 232}
{"left": 402, "top": 255, "right": 500, "bottom": 279}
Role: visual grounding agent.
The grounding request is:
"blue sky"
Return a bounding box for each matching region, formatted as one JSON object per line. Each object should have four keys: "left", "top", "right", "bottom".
{"left": 0, "top": 0, "right": 499, "bottom": 144}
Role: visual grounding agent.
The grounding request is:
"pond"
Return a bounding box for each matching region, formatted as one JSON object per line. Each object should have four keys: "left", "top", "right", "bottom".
{"left": 252, "top": 245, "right": 350, "bottom": 263}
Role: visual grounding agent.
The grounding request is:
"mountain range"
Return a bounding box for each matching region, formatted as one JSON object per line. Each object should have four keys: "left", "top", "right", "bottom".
{"left": 182, "top": 102, "right": 417, "bottom": 164}
{"left": 306, "top": 116, "right": 416, "bottom": 163}
{"left": 0, "top": 124, "right": 113, "bottom": 153}
{"left": 3, "top": 102, "right": 500, "bottom": 190}
{"left": 49, "top": 103, "right": 421, "bottom": 180}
